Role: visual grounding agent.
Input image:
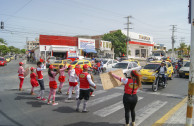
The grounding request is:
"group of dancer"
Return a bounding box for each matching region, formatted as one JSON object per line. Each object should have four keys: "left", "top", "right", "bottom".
{"left": 17, "top": 60, "right": 96, "bottom": 112}
{"left": 18, "top": 60, "right": 142, "bottom": 126}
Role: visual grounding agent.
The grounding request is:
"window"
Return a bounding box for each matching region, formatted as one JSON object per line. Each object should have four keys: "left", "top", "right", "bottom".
{"left": 78, "top": 62, "right": 83, "bottom": 65}
{"left": 113, "top": 60, "right": 117, "bottom": 63}
{"left": 128, "top": 63, "right": 133, "bottom": 69}
{"left": 108, "top": 60, "right": 112, "bottom": 64}
{"left": 84, "top": 61, "right": 89, "bottom": 64}
{"left": 135, "top": 50, "right": 140, "bottom": 57}
{"left": 132, "top": 63, "right": 138, "bottom": 67}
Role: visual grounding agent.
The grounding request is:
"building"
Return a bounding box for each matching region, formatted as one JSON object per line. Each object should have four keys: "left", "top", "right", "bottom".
{"left": 26, "top": 38, "right": 39, "bottom": 50}
{"left": 153, "top": 43, "right": 167, "bottom": 52}
{"left": 122, "top": 30, "right": 154, "bottom": 58}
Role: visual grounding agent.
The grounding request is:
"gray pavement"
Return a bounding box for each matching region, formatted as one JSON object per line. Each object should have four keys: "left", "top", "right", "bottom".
{"left": 0, "top": 59, "right": 190, "bottom": 126}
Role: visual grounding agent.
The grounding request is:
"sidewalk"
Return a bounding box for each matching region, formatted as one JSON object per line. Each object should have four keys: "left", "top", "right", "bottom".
{"left": 152, "top": 97, "right": 194, "bottom": 126}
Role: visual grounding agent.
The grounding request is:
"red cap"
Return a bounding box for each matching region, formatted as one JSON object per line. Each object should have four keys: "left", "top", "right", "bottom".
{"left": 30, "top": 67, "right": 35, "bottom": 71}
{"left": 76, "top": 64, "right": 80, "bottom": 68}
{"left": 68, "top": 65, "right": 72, "bottom": 68}
{"left": 19, "top": 62, "right": 24, "bottom": 65}
{"left": 83, "top": 64, "right": 89, "bottom": 69}
{"left": 49, "top": 65, "right": 55, "bottom": 69}
{"left": 39, "top": 58, "right": 44, "bottom": 62}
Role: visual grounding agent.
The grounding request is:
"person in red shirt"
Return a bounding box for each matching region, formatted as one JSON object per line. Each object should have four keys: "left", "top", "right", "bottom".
{"left": 30, "top": 67, "right": 39, "bottom": 95}
{"left": 76, "top": 64, "right": 96, "bottom": 113}
{"left": 75, "top": 64, "right": 83, "bottom": 76}
{"left": 110, "top": 70, "right": 142, "bottom": 126}
{"left": 96, "top": 61, "right": 101, "bottom": 73}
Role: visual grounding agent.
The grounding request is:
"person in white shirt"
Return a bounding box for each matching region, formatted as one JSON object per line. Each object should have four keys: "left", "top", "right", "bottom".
{"left": 155, "top": 62, "right": 167, "bottom": 84}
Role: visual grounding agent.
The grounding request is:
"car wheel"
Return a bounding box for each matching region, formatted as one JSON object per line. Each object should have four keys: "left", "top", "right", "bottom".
{"left": 124, "top": 73, "right": 127, "bottom": 78}
{"left": 179, "top": 74, "right": 182, "bottom": 78}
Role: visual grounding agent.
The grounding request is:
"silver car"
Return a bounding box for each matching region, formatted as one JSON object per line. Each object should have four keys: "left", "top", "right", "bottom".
{"left": 108, "top": 61, "right": 142, "bottom": 78}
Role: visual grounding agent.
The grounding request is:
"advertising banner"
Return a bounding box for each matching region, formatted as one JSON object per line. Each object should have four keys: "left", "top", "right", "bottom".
{"left": 78, "top": 38, "right": 95, "bottom": 49}
{"left": 100, "top": 40, "right": 112, "bottom": 51}
{"left": 68, "top": 48, "right": 77, "bottom": 58}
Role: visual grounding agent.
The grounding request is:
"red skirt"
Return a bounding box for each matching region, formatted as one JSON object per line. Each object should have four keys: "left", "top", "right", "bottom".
{"left": 49, "top": 81, "right": 57, "bottom": 89}
{"left": 69, "top": 82, "right": 78, "bottom": 87}
{"left": 58, "top": 76, "right": 66, "bottom": 82}
{"left": 31, "top": 79, "right": 39, "bottom": 87}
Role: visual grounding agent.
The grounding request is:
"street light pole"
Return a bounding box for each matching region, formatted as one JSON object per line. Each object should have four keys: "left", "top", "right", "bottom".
{"left": 125, "top": 16, "right": 132, "bottom": 59}
{"left": 186, "top": 0, "right": 194, "bottom": 125}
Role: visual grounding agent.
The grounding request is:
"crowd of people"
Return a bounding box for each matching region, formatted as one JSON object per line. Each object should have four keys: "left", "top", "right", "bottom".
{"left": 17, "top": 59, "right": 143, "bottom": 126}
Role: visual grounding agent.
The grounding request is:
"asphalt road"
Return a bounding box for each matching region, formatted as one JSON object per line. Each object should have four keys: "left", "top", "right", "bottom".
{"left": 0, "top": 59, "right": 188, "bottom": 126}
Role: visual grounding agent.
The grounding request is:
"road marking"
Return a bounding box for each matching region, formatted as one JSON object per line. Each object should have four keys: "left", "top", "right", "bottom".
{"left": 87, "top": 93, "right": 122, "bottom": 107}
{"left": 93, "top": 97, "right": 143, "bottom": 117}
{"left": 119, "top": 100, "right": 167, "bottom": 125}
{"left": 93, "top": 90, "right": 106, "bottom": 95}
{"left": 152, "top": 97, "right": 187, "bottom": 126}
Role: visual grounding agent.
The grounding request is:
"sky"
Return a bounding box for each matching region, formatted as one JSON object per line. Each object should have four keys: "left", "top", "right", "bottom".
{"left": 0, "top": 0, "right": 191, "bottom": 49}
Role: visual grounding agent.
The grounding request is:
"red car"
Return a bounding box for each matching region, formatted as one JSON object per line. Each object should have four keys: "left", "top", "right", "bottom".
{"left": 0, "top": 57, "right": 7, "bottom": 66}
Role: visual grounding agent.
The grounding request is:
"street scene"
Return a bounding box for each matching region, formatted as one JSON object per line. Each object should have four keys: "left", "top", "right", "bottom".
{"left": 0, "top": 0, "right": 194, "bottom": 126}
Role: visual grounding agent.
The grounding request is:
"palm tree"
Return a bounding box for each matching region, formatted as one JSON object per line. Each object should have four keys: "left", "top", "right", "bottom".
{"left": 178, "top": 42, "right": 187, "bottom": 57}
{"left": 187, "top": 45, "right": 190, "bottom": 57}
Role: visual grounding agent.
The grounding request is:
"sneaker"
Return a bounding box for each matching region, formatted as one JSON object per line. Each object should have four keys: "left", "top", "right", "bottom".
{"left": 47, "top": 101, "right": 51, "bottom": 104}
{"left": 75, "top": 108, "right": 80, "bottom": 112}
{"left": 41, "top": 98, "right": 47, "bottom": 101}
{"left": 52, "top": 102, "right": 58, "bottom": 106}
{"left": 36, "top": 96, "right": 41, "bottom": 100}
{"left": 91, "top": 94, "right": 95, "bottom": 97}
{"left": 82, "top": 110, "right": 89, "bottom": 113}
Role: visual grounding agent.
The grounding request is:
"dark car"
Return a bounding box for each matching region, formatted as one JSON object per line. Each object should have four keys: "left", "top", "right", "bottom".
{"left": 0, "top": 57, "right": 7, "bottom": 66}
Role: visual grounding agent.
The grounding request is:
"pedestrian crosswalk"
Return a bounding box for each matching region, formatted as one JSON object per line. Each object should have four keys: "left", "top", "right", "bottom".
{"left": 24, "top": 86, "right": 184, "bottom": 125}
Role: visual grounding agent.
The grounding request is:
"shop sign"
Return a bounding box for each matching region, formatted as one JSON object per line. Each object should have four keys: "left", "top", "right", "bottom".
{"left": 100, "top": 40, "right": 112, "bottom": 51}
{"left": 78, "top": 38, "right": 95, "bottom": 49}
{"left": 68, "top": 48, "right": 77, "bottom": 58}
{"left": 139, "top": 35, "right": 150, "bottom": 41}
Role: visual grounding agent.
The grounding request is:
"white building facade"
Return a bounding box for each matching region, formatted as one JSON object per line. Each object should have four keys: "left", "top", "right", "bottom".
{"left": 122, "top": 30, "right": 154, "bottom": 58}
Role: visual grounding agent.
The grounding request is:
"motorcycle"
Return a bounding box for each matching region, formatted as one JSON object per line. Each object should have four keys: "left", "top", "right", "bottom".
{"left": 152, "top": 73, "right": 167, "bottom": 92}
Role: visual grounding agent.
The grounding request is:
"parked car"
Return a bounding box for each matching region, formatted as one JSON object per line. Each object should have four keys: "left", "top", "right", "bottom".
{"left": 4, "top": 55, "right": 11, "bottom": 62}
{"left": 70, "top": 59, "right": 92, "bottom": 69}
{"left": 51, "top": 59, "right": 72, "bottom": 70}
{"left": 141, "top": 61, "right": 174, "bottom": 83}
{"left": 179, "top": 61, "right": 190, "bottom": 78}
{"left": 108, "top": 61, "right": 141, "bottom": 78}
{"left": 123, "top": 59, "right": 141, "bottom": 66}
{"left": 0, "top": 57, "right": 7, "bottom": 66}
{"left": 102, "top": 59, "right": 118, "bottom": 71}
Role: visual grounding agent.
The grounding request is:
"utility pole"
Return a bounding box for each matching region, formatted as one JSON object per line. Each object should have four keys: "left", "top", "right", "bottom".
{"left": 170, "top": 25, "right": 177, "bottom": 58}
{"left": 124, "top": 16, "right": 132, "bottom": 59}
{"left": 186, "top": 0, "right": 194, "bottom": 126}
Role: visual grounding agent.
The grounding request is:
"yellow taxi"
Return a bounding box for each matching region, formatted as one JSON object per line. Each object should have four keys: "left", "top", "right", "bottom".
{"left": 124, "top": 59, "right": 141, "bottom": 66}
{"left": 70, "top": 59, "right": 91, "bottom": 69}
{"left": 51, "top": 59, "right": 72, "bottom": 69}
{"left": 9, "top": 55, "right": 14, "bottom": 60}
{"left": 140, "top": 61, "right": 174, "bottom": 83}
{"left": 4, "top": 55, "right": 11, "bottom": 62}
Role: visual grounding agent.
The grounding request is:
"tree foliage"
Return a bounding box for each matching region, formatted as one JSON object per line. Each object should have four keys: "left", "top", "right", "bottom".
{"left": 0, "top": 38, "right": 7, "bottom": 45}
{"left": 20, "top": 49, "right": 26, "bottom": 54}
{"left": 102, "top": 30, "right": 127, "bottom": 57}
{"left": 0, "top": 45, "right": 10, "bottom": 55}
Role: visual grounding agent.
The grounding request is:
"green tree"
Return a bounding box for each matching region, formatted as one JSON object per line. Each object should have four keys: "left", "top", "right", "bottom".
{"left": 187, "top": 45, "right": 190, "bottom": 56}
{"left": 20, "top": 49, "right": 26, "bottom": 54}
{"left": 14, "top": 48, "right": 21, "bottom": 54}
{"left": 102, "top": 30, "right": 127, "bottom": 57}
{"left": 9, "top": 46, "right": 16, "bottom": 54}
{"left": 0, "top": 38, "right": 7, "bottom": 45}
{"left": 178, "top": 42, "right": 187, "bottom": 57}
{"left": 0, "top": 45, "right": 10, "bottom": 55}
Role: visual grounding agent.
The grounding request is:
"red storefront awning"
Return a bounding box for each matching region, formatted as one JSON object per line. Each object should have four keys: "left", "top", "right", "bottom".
{"left": 128, "top": 41, "right": 154, "bottom": 46}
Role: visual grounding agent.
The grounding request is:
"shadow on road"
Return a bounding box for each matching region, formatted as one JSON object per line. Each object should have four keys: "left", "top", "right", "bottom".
{"left": 64, "top": 121, "right": 122, "bottom": 126}
{"left": 0, "top": 110, "right": 23, "bottom": 126}
{"left": 14, "top": 96, "right": 36, "bottom": 100}
{"left": 53, "top": 106, "right": 76, "bottom": 113}
{"left": 26, "top": 101, "right": 46, "bottom": 107}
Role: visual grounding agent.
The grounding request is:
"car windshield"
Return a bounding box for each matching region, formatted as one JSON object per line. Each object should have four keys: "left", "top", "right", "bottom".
{"left": 54, "top": 60, "right": 62, "bottom": 63}
{"left": 0, "top": 58, "right": 4, "bottom": 61}
{"left": 153, "top": 53, "right": 160, "bottom": 56}
{"left": 184, "top": 62, "right": 190, "bottom": 67}
{"left": 114, "top": 63, "right": 128, "bottom": 69}
{"left": 70, "top": 61, "right": 78, "bottom": 65}
{"left": 144, "top": 64, "right": 160, "bottom": 69}
{"left": 102, "top": 60, "right": 108, "bottom": 64}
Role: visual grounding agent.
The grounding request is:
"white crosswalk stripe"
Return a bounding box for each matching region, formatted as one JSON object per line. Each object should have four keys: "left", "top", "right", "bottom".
{"left": 93, "top": 97, "right": 144, "bottom": 117}
{"left": 119, "top": 100, "right": 167, "bottom": 125}
{"left": 93, "top": 90, "right": 106, "bottom": 95}
{"left": 87, "top": 93, "right": 122, "bottom": 107}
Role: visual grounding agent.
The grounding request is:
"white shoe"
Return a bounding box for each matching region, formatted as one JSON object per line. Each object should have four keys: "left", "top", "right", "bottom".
{"left": 91, "top": 94, "right": 95, "bottom": 97}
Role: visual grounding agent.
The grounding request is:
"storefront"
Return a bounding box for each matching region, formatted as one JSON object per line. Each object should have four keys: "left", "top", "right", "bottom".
{"left": 78, "top": 38, "right": 97, "bottom": 58}
{"left": 122, "top": 30, "right": 154, "bottom": 58}
{"left": 39, "top": 35, "right": 79, "bottom": 61}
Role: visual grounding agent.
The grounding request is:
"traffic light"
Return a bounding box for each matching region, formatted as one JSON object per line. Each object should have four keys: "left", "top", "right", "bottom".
{"left": 1, "top": 21, "right": 4, "bottom": 29}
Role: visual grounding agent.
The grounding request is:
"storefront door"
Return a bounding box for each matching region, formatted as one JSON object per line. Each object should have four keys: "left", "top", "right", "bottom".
{"left": 141, "top": 49, "right": 146, "bottom": 58}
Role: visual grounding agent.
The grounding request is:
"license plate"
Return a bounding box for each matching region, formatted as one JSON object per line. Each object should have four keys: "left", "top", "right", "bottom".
{"left": 185, "top": 73, "right": 189, "bottom": 75}
{"left": 142, "top": 77, "right": 148, "bottom": 79}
